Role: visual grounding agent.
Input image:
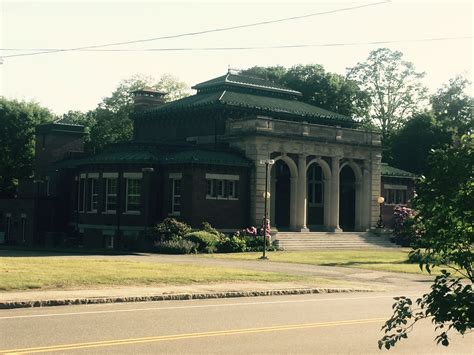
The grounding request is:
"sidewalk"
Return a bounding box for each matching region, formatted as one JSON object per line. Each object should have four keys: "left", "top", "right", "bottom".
{"left": 0, "top": 282, "right": 374, "bottom": 309}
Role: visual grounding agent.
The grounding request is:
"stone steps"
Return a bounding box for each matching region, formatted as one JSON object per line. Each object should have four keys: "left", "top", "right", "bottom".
{"left": 274, "top": 232, "right": 397, "bottom": 250}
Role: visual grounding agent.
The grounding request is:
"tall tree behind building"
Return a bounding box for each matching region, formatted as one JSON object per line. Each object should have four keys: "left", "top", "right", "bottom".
{"left": 347, "top": 48, "right": 428, "bottom": 142}
{"left": 430, "top": 75, "right": 473, "bottom": 136}
{"left": 241, "top": 64, "right": 370, "bottom": 118}
{"left": 60, "top": 73, "right": 190, "bottom": 152}
{"left": 0, "top": 98, "right": 54, "bottom": 196}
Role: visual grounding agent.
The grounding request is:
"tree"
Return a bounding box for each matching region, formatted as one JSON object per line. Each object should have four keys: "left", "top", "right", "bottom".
{"left": 430, "top": 75, "right": 473, "bottom": 136}
{"left": 348, "top": 48, "right": 428, "bottom": 141}
{"left": 60, "top": 73, "right": 190, "bottom": 152}
{"left": 386, "top": 112, "right": 451, "bottom": 175}
{"left": 379, "top": 134, "right": 473, "bottom": 349}
{"left": 0, "top": 98, "right": 54, "bottom": 196}
{"left": 241, "top": 64, "right": 370, "bottom": 118}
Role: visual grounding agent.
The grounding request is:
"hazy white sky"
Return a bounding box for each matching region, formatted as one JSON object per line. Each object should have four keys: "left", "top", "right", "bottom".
{"left": 1, "top": 0, "right": 472, "bottom": 114}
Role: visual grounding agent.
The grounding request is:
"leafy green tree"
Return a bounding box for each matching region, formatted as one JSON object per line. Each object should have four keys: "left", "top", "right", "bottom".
{"left": 0, "top": 98, "right": 54, "bottom": 196}
{"left": 430, "top": 75, "right": 473, "bottom": 135}
{"left": 379, "top": 134, "right": 473, "bottom": 349}
{"left": 386, "top": 112, "right": 451, "bottom": 175}
{"left": 348, "top": 48, "right": 428, "bottom": 142}
{"left": 59, "top": 73, "right": 190, "bottom": 152}
{"left": 241, "top": 64, "right": 370, "bottom": 118}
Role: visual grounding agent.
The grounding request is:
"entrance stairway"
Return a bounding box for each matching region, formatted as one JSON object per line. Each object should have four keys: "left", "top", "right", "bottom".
{"left": 274, "top": 231, "right": 397, "bottom": 250}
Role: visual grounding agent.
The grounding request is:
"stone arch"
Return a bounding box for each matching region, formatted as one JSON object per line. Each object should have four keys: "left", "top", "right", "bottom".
{"left": 307, "top": 157, "right": 331, "bottom": 180}
{"left": 339, "top": 160, "right": 363, "bottom": 231}
{"left": 305, "top": 158, "right": 331, "bottom": 229}
{"left": 270, "top": 154, "right": 298, "bottom": 230}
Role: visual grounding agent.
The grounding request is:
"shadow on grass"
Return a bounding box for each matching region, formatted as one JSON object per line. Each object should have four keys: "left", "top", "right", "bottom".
{"left": 320, "top": 260, "right": 411, "bottom": 267}
{"left": 0, "top": 246, "right": 142, "bottom": 257}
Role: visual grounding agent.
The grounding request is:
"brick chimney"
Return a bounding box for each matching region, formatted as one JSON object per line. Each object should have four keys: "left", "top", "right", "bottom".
{"left": 131, "top": 88, "right": 166, "bottom": 111}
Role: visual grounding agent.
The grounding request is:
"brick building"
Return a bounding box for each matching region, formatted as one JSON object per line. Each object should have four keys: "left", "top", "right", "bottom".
{"left": 0, "top": 71, "right": 416, "bottom": 248}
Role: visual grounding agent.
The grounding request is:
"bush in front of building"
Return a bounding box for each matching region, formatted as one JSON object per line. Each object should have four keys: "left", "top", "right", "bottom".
{"left": 184, "top": 231, "right": 219, "bottom": 253}
{"left": 390, "top": 205, "right": 420, "bottom": 247}
{"left": 153, "top": 218, "right": 192, "bottom": 242}
{"left": 216, "top": 235, "right": 247, "bottom": 253}
{"left": 199, "top": 221, "right": 225, "bottom": 238}
{"left": 155, "top": 239, "right": 198, "bottom": 254}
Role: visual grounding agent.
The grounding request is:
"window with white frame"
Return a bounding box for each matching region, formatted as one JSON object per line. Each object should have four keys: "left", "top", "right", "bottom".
{"left": 78, "top": 175, "right": 86, "bottom": 212}
{"left": 205, "top": 174, "right": 239, "bottom": 200}
{"left": 169, "top": 173, "right": 182, "bottom": 215}
{"left": 126, "top": 178, "right": 141, "bottom": 213}
{"left": 105, "top": 177, "right": 118, "bottom": 212}
{"left": 88, "top": 177, "right": 99, "bottom": 212}
{"left": 384, "top": 184, "right": 408, "bottom": 205}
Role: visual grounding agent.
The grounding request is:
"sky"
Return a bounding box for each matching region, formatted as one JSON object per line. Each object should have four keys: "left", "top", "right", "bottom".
{"left": 1, "top": 0, "right": 472, "bottom": 115}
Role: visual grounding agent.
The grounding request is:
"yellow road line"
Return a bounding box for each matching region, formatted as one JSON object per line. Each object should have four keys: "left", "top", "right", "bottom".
{"left": 0, "top": 317, "right": 386, "bottom": 354}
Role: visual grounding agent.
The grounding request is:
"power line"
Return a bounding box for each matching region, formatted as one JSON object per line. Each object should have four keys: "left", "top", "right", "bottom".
{"left": 0, "top": 1, "right": 390, "bottom": 60}
{"left": 1, "top": 36, "right": 470, "bottom": 53}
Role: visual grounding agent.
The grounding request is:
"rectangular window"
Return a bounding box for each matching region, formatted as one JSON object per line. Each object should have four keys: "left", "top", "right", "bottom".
{"left": 105, "top": 178, "right": 117, "bottom": 212}
{"left": 385, "top": 189, "right": 407, "bottom": 205}
{"left": 126, "top": 178, "right": 141, "bottom": 213}
{"left": 78, "top": 177, "right": 86, "bottom": 212}
{"left": 227, "top": 180, "right": 237, "bottom": 199}
{"left": 21, "top": 214, "right": 26, "bottom": 243}
{"left": 88, "top": 178, "right": 99, "bottom": 212}
{"left": 5, "top": 213, "right": 11, "bottom": 242}
{"left": 217, "top": 180, "right": 225, "bottom": 198}
{"left": 205, "top": 177, "right": 239, "bottom": 200}
{"left": 171, "top": 178, "right": 181, "bottom": 215}
{"left": 206, "top": 179, "right": 214, "bottom": 197}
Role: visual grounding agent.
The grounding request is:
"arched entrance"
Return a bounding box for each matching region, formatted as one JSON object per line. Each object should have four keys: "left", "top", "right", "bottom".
{"left": 339, "top": 165, "right": 356, "bottom": 231}
{"left": 307, "top": 163, "right": 324, "bottom": 228}
{"left": 273, "top": 160, "right": 291, "bottom": 229}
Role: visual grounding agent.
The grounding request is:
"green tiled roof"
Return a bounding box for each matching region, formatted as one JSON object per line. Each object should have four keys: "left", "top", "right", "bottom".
{"left": 142, "top": 90, "right": 352, "bottom": 123}
{"left": 162, "top": 150, "right": 250, "bottom": 167}
{"left": 193, "top": 72, "right": 302, "bottom": 97}
{"left": 381, "top": 164, "right": 417, "bottom": 178}
{"left": 56, "top": 144, "right": 250, "bottom": 168}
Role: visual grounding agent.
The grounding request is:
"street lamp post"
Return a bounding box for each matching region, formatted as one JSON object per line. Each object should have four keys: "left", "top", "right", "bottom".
{"left": 377, "top": 196, "right": 385, "bottom": 228}
{"left": 259, "top": 159, "right": 275, "bottom": 259}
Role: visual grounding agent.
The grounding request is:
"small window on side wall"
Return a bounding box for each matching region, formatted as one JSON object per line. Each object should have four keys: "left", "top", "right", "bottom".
{"left": 169, "top": 173, "right": 182, "bottom": 216}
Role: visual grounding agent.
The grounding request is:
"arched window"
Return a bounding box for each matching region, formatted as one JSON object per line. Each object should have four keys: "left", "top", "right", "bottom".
{"left": 307, "top": 164, "right": 323, "bottom": 206}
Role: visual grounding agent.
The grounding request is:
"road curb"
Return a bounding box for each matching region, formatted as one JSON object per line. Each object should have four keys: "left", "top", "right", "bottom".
{"left": 0, "top": 287, "right": 373, "bottom": 309}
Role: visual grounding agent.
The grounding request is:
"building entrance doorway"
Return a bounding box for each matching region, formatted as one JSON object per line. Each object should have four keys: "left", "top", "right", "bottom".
{"left": 307, "top": 163, "right": 324, "bottom": 228}
{"left": 273, "top": 160, "right": 291, "bottom": 229}
{"left": 339, "top": 165, "right": 356, "bottom": 231}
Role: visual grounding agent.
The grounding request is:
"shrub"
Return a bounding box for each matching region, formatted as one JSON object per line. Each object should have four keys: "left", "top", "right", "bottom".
{"left": 234, "top": 220, "right": 273, "bottom": 252}
{"left": 390, "top": 206, "right": 419, "bottom": 247}
{"left": 153, "top": 218, "right": 192, "bottom": 242}
{"left": 217, "top": 235, "right": 247, "bottom": 253}
{"left": 200, "top": 221, "right": 224, "bottom": 238}
{"left": 184, "top": 231, "right": 219, "bottom": 253}
{"left": 155, "top": 239, "right": 198, "bottom": 254}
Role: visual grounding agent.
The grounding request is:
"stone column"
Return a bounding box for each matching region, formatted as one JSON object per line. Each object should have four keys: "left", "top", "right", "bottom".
{"left": 290, "top": 177, "right": 298, "bottom": 231}
{"left": 355, "top": 180, "right": 362, "bottom": 231}
{"left": 270, "top": 169, "right": 276, "bottom": 227}
{"left": 297, "top": 154, "right": 309, "bottom": 231}
{"left": 362, "top": 161, "right": 371, "bottom": 231}
{"left": 370, "top": 153, "right": 383, "bottom": 228}
{"left": 323, "top": 178, "right": 331, "bottom": 230}
{"left": 329, "top": 156, "right": 342, "bottom": 232}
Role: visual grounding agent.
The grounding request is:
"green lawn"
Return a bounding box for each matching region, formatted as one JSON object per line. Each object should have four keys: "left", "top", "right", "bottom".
{"left": 202, "top": 249, "right": 434, "bottom": 275}
{"left": 0, "top": 257, "right": 317, "bottom": 291}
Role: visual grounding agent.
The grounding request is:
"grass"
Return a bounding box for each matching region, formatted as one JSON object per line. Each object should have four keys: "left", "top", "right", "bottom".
{"left": 202, "top": 249, "right": 435, "bottom": 275}
{"left": 0, "top": 257, "right": 317, "bottom": 291}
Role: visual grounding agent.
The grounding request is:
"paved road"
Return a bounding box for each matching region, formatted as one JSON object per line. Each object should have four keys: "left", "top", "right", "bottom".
{"left": 1, "top": 292, "right": 472, "bottom": 354}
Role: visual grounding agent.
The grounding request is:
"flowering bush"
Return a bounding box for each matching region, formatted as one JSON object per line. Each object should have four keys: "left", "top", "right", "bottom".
{"left": 233, "top": 219, "right": 273, "bottom": 251}
{"left": 391, "top": 206, "right": 420, "bottom": 247}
